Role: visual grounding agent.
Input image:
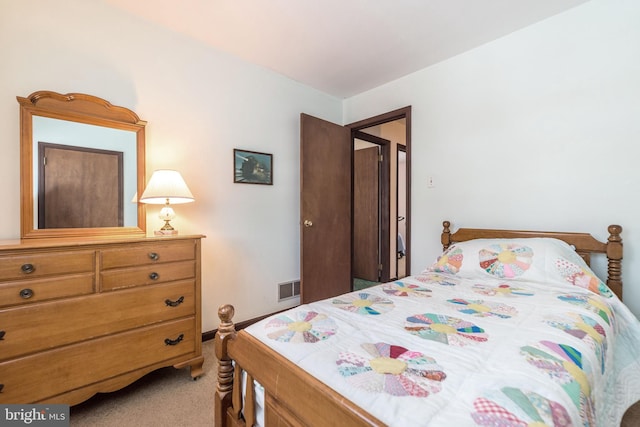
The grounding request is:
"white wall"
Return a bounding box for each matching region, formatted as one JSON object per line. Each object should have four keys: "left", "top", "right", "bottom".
{"left": 3, "top": 0, "right": 639, "bottom": 328}
{"left": 0, "top": 0, "right": 342, "bottom": 330}
{"left": 344, "top": 0, "right": 640, "bottom": 318}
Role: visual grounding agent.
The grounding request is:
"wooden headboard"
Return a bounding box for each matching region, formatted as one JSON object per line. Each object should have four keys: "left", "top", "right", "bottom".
{"left": 440, "top": 221, "right": 624, "bottom": 300}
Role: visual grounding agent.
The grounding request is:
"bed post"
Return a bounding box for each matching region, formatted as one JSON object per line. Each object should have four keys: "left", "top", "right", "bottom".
{"left": 606, "top": 224, "right": 623, "bottom": 300}
{"left": 441, "top": 220, "right": 452, "bottom": 251}
{"left": 215, "top": 304, "right": 237, "bottom": 427}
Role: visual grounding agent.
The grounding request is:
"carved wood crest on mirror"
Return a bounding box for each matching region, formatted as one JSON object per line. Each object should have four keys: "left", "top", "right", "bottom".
{"left": 18, "top": 91, "right": 146, "bottom": 239}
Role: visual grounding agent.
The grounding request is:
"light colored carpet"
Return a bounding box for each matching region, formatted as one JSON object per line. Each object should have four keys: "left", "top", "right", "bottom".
{"left": 353, "top": 277, "right": 379, "bottom": 291}
{"left": 70, "top": 339, "right": 216, "bottom": 426}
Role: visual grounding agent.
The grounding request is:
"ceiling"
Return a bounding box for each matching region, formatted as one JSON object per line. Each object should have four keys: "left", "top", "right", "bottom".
{"left": 106, "top": 0, "right": 589, "bottom": 99}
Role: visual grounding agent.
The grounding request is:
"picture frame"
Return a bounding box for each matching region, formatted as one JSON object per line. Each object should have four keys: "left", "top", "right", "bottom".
{"left": 233, "top": 149, "right": 273, "bottom": 185}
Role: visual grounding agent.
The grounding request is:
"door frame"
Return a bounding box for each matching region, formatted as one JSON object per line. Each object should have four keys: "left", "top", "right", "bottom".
{"left": 347, "top": 106, "right": 412, "bottom": 279}
{"left": 396, "top": 144, "right": 407, "bottom": 279}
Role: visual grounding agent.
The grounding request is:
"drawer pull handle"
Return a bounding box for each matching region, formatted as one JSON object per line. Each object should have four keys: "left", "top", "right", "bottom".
{"left": 164, "top": 334, "right": 184, "bottom": 346}
{"left": 148, "top": 252, "right": 160, "bottom": 261}
{"left": 21, "top": 263, "right": 35, "bottom": 274}
{"left": 0, "top": 330, "right": 5, "bottom": 340}
{"left": 165, "top": 296, "right": 184, "bottom": 307}
{"left": 149, "top": 272, "right": 159, "bottom": 280}
{"left": 20, "top": 288, "right": 34, "bottom": 299}
{"left": 0, "top": 384, "right": 3, "bottom": 393}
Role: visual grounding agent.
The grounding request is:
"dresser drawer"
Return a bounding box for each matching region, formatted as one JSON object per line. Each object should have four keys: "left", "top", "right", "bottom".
{"left": 0, "top": 280, "right": 195, "bottom": 361}
{"left": 101, "top": 260, "right": 195, "bottom": 291}
{"left": 0, "top": 274, "right": 94, "bottom": 308}
{"left": 101, "top": 240, "right": 195, "bottom": 269}
{"left": 0, "top": 235, "right": 203, "bottom": 406}
{"left": 0, "top": 251, "right": 94, "bottom": 281}
{"left": 0, "top": 317, "right": 196, "bottom": 404}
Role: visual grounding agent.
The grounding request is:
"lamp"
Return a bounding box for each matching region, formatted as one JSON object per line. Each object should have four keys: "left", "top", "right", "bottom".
{"left": 139, "top": 169, "right": 194, "bottom": 235}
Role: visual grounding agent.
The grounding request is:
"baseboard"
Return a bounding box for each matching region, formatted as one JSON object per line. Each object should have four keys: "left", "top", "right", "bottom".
{"left": 202, "top": 330, "right": 216, "bottom": 342}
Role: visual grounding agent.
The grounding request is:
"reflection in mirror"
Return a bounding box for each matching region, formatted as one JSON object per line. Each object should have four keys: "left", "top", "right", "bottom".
{"left": 33, "top": 117, "right": 138, "bottom": 229}
{"left": 18, "top": 91, "right": 146, "bottom": 239}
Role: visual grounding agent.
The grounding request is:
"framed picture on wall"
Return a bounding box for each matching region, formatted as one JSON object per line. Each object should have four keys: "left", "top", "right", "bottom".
{"left": 233, "top": 149, "right": 273, "bottom": 185}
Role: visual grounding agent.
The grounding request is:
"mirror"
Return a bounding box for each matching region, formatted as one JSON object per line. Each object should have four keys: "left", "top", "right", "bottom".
{"left": 18, "top": 91, "right": 146, "bottom": 239}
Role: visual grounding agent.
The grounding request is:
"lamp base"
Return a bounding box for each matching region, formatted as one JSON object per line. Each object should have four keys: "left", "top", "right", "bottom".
{"left": 154, "top": 229, "right": 179, "bottom": 236}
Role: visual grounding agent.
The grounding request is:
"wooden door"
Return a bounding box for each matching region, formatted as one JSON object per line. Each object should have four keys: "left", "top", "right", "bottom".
{"left": 300, "top": 113, "right": 352, "bottom": 303}
{"left": 39, "top": 142, "right": 123, "bottom": 228}
{"left": 353, "top": 146, "right": 380, "bottom": 282}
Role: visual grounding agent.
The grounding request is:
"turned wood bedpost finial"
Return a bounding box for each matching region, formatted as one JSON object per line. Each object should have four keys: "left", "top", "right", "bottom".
{"left": 606, "top": 224, "right": 623, "bottom": 299}
{"left": 442, "top": 220, "right": 452, "bottom": 251}
{"left": 218, "top": 304, "right": 235, "bottom": 327}
{"left": 215, "top": 304, "right": 236, "bottom": 427}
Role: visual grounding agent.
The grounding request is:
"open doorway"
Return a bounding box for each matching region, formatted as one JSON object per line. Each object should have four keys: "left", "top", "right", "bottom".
{"left": 352, "top": 134, "right": 390, "bottom": 287}
{"left": 348, "top": 107, "right": 411, "bottom": 290}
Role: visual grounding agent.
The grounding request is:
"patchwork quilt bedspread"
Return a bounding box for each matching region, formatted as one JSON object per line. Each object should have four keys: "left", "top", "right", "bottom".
{"left": 245, "top": 238, "right": 640, "bottom": 426}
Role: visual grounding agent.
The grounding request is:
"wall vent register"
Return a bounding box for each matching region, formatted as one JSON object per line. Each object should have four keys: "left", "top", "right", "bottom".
{"left": 278, "top": 280, "right": 300, "bottom": 301}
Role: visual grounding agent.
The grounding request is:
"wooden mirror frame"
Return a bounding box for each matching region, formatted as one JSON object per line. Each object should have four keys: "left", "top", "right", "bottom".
{"left": 18, "top": 91, "right": 147, "bottom": 239}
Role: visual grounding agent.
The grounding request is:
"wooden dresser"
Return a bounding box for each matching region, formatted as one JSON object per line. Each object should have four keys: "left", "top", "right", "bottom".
{"left": 0, "top": 235, "right": 204, "bottom": 405}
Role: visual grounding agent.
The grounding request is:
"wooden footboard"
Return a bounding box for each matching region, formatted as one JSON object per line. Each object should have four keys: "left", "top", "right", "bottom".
{"left": 214, "top": 304, "right": 385, "bottom": 427}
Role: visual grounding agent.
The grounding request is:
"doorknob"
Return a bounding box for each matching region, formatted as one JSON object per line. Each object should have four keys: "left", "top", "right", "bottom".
{"left": 303, "top": 220, "right": 313, "bottom": 227}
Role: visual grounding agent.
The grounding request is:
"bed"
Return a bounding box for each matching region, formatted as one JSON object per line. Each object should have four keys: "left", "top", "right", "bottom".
{"left": 215, "top": 221, "right": 640, "bottom": 426}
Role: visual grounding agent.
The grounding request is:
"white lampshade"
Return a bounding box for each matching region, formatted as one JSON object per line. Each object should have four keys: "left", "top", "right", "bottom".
{"left": 139, "top": 170, "right": 194, "bottom": 205}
